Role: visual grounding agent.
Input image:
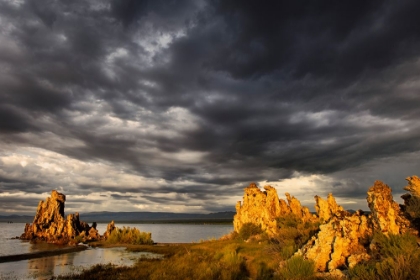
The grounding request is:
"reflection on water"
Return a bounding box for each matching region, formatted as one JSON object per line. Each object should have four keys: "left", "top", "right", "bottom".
{"left": 27, "top": 251, "right": 76, "bottom": 279}
{"left": 0, "top": 247, "right": 162, "bottom": 280}
{"left": 29, "top": 242, "right": 71, "bottom": 253}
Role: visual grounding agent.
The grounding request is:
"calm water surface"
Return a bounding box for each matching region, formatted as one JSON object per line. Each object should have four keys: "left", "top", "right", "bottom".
{"left": 0, "top": 247, "right": 161, "bottom": 280}
{"left": 0, "top": 222, "right": 232, "bottom": 279}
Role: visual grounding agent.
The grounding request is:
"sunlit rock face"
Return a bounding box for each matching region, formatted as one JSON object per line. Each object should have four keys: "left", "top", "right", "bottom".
{"left": 20, "top": 190, "right": 102, "bottom": 244}
{"left": 315, "top": 193, "right": 344, "bottom": 223}
{"left": 404, "top": 175, "right": 420, "bottom": 197}
{"left": 234, "top": 178, "right": 420, "bottom": 273}
{"left": 367, "top": 181, "right": 411, "bottom": 235}
{"left": 401, "top": 176, "right": 420, "bottom": 233}
{"left": 233, "top": 183, "right": 315, "bottom": 236}
{"left": 299, "top": 202, "right": 372, "bottom": 272}
{"left": 300, "top": 180, "right": 416, "bottom": 272}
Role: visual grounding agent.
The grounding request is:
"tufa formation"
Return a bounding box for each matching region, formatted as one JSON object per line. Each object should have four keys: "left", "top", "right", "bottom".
{"left": 20, "top": 190, "right": 115, "bottom": 245}
{"left": 234, "top": 176, "right": 420, "bottom": 274}
{"left": 234, "top": 184, "right": 315, "bottom": 236}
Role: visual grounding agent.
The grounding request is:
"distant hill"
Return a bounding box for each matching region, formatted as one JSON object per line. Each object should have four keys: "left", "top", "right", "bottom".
{"left": 0, "top": 214, "right": 33, "bottom": 223}
{"left": 0, "top": 211, "right": 236, "bottom": 223}
{"left": 79, "top": 211, "right": 235, "bottom": 223}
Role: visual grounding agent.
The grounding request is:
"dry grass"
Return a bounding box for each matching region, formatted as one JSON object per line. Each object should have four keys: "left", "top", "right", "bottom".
{"left": 277, "top": 255, "right": 316, "bottom": 280}
{"left": 56, "top": 239, "right": 283, "bottom": 280}
{"left": 268, "top": 214, "right": 320, "bottom": 261}
{"left": 237, "top": 222, "right": 263, "bottom": 241}
{"left": 106, "top": 226, "right": 153, "bottom": 245}
{"left": 348, "top": 233, "right": 420, "bottom": 280}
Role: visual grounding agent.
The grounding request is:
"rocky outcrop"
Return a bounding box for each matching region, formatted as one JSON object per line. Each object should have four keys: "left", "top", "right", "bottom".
{"left": 367, "top": 181, "right": 411, "bottom": 235}
{"left": 401, "top": 176, "right": 420, "bottom": 210}
{"left": 285, "top": 193, "right": 314, "bottom": 221}
{"left": 298, "top": 194, "right": 371, "bottom": 271}
{"left": 401, "top": 176, "right": 420, "bottom": 233}
{"left": 21, "top": 190, "right": 106, "bottom": 244}
{"left": 404, "top": 175, "right": 420, "bottom": 197}
{"left": 299, "top": 180, "right": 416, "bottom": 272}
{"left": 234, "top": 178, "right": 420, "bottom": 274}
{"left": 299, "top": 208, "right": 372, "bottom": 272}
{"left": 233, "top": 183, "right": 315, "bottom": 236}
{"left": 315, "top": 193, "right": 344, "bottom": 223}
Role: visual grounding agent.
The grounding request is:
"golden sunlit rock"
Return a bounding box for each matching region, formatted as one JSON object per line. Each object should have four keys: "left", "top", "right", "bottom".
{"left": 20, "top": 190, "right": 104, "bottom": 244}
{"left": 299, "top": 208, "right": 371, "bottom": 272}
{"left": 234, "top": 177, "right": 420, "bottom": 273}
{"left": 404, "top": 175, "right": 420, "bottom": 197}
{"left": 234, "top": 183, "right": 316, "bottom": 236}
{"left": 367, "top": 180, "right": 411, "bottom": 235}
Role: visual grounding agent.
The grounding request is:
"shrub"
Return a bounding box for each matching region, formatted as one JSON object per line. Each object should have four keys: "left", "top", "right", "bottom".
{"left": 347, "top": 262, "right": 377, "bottom": 280}
{"left": 276, "top": 214, "right": 319, "bottom": 247}
{"left": 372, "top": 232, "right": 418, "bottom": 258}
{"left": 238, "top": 223, "right": 263, "bottom": 240}
{"left": 276, "top": 214, "right": 299, "bottom": 228}
{"left": 106, "top": 226, "right": 153, "bottom": 245}
{"left": 268, "top": 214, "right": 320, "bottom": 261}
{"left": 349, "top": 233, "right": 420, "bottom": 280}
{"left": 74, "top": 235, "right": 85, "bottom": 244}
{"left": 277, "top": 255, "right": 315, "bottom": 280}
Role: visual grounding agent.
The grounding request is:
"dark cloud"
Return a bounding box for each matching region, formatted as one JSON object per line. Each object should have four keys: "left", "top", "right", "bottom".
{"left": 110, "top": 194, "right": 136, "bottom": 200}
{"left": 209, "top": 0, "right": 420, "bottom": 81}
{"left": 1, "top": 0, "right": 420, "bottom": 214}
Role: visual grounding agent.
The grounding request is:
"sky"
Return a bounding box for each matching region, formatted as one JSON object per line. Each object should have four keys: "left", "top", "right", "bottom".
{"left": 1, "top": 0, "right": 420, "bottom": 215}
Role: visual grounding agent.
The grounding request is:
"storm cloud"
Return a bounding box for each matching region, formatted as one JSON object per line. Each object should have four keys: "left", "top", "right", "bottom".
{"left": 1, "top": 0, "right": 420, "bottom": 214}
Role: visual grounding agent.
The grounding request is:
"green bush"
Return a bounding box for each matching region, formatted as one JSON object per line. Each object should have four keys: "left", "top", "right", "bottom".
{"left": 372, "top": 232, "right": 418, "bottom": 258}
{"left": 349, "top": 233, "right": 420, "bottom": 280}
{"left": 238, "top": 223, "right": 263, "bottom": 240}
{"left": 347, "top": 262, "right": 377, "bottom": 280}
{"left": 276, "top": 214, "right": 300, "bottom": 228}
{"left": 268, "top": 214, "right": 320, "bottom": 261}
{"left": 277, "top": 255, "right": 315, "bottom": 280}
{"left": 106, "top": 226, "right": 154, "bottom": 245}
{"left": 276, "top": 214, "right": 319, "bottom": 247}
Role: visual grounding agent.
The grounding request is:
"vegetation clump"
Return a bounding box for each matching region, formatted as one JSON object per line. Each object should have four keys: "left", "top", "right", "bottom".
{"left": 278, "top": 255, "right": 316, "bottom": 280}
{"left": 106, "top": 226, "right": 153, "bottom": 245}
{"left": 348, "top": 233, "right": 420, "bottom": 280}
{"left": 238, "top": 222, "right": 263, "bottom": 241}
{"left": 269, "top": 214, "right": 320, "bottom": 260}
{"left": 56, "top": 240, "right": 276, "bottom": 280}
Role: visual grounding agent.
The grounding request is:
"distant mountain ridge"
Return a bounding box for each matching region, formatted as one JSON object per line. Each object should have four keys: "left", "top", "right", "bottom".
{"left": 0, "top": 211, "right": 235, "bottom": 223}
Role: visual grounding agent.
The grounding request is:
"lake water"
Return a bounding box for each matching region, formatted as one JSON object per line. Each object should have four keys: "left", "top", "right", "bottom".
{"left": 0, "top": 247, "right": 162, "bottom": 280}
{"left": 0, "top": 222, "right": 233, "bottom": 279}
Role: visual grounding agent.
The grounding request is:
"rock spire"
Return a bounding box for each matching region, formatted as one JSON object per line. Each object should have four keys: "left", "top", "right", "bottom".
{"left": 21, "top": 190, "right": 115, "bottom": 244}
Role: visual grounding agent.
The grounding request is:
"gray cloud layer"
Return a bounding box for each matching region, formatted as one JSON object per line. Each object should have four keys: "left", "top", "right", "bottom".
{"left": 1, "top": 0, "right": 420, "bottom": 214}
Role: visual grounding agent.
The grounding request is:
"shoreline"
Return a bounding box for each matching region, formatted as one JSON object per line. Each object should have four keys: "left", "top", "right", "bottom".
{"left": 0, "top": 242, "right": 190, "bottom": 263}
{"left": 0, "top": 245, "right": 88, "bottom": 263}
